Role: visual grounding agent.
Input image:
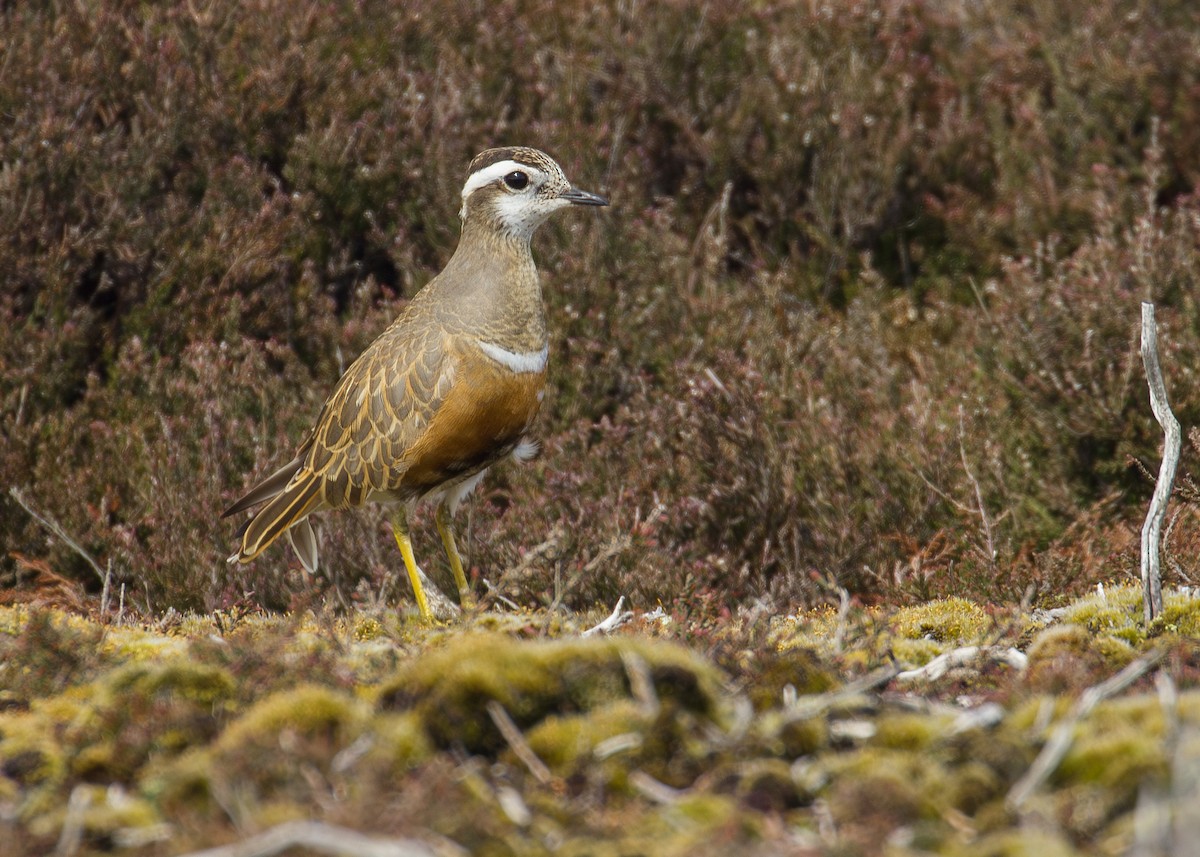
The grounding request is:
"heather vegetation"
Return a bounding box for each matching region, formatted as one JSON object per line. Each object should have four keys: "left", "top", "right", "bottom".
{"left": 2, "top": 0, "right": 1200, "bottom": 853}
{"left": 3, "top": 0, "right": 1200, "bottom": 612}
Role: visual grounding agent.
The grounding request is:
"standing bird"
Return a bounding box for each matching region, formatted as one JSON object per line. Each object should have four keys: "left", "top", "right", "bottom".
{"left": 223, "top": 147, "right": 608, "bottom": 620}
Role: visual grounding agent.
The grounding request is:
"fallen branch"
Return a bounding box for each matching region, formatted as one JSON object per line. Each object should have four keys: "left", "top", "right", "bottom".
{"left": 621, "top": 650, "right": 660, "bottom": 716}
{"left": 582, "top": 596, "right": 634, "bottom": 637}
{"left": 895, "top": 646, "right": 1027, "bottom": 683}
{"left": 782, "top": 663, "right": 902, "bottom": 722}
{"left": 173, "top": 821, "right": 436, "bottom": 857}
{"left": 629, "top": 770, "right": 684, "bottom": 805}
{"left": 486, "top": 701, "right": 553, "bottom": 785}
{"left": 1007, "top": 647, "right": 1167, "bottom": 811}
{"left": 53, "top": 784, "right": 92, "bottom": 857}
{"left": 1140, "top": 302, "right": 1179, "bottom": 623}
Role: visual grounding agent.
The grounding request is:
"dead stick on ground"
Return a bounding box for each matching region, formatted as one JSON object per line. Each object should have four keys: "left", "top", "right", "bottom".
{"left": 621, "top": 650, "right": 660, "bottom": 716}
{"left": 173, "top": 820, "right": 436, "bottom": 857}
{"left": 1139, "top": 302, "right": 1178, "bottom": 623}
{"left": 782, "top": 662, "right": 902, "bottom": 722}
{"left": 582, "top": 596, "right": 634, "bottom": 637}
{"left": 1007, "top": 647, "right": 1167, "bottom": 811}
{"left": 486, "top": 700, "right": 553, "bottom": 785}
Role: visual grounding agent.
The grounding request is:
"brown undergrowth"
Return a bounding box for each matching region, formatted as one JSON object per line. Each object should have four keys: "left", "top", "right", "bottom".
{"left": 2, "top": 2, "right": 1200, "bottom": 614}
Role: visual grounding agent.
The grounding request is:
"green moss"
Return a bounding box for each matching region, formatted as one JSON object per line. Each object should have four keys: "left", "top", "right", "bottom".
{"left": 1058, "top": 699, "right": 1167, "bottom": 789}
{"left": 891, "top": 598, "right": 991, "bottom": 644}
{"left": 945, "top": 726, "right": 1038, "bottom": 788}
{"left": 149, "top": 683, "right": 371, "bottom": 818}
{"left": 375, "top": 633, "right": 725, "bottom": 753}
{"left": 215, "top": 684, "right": 366, "bottom": 753}
{"left": 753, "top": 711, "right": 829, "bottom": 758}
{"left": 725, "top": 758, "right": 803, "bottom": 813}
{"left": 1059, "top": 586, "right": 1145, "bottom": 644}
{"left": 353, "top": 615, "right": 385, "bottom": 641}
{"left": 871, "top": 713, "right": 950, "bottom": 751}
{"left": 1058, "top": 728, "right": 1165, "bottom": 791}
{"left": 1156, "top": 592, "right": 1200, "bottom": 637}
{"left": 772, "top": 608, "right": 841, "bottom": 653}
{"left": 1027, "top": 624, "right": 1093, "bottom": 663}
{"left": 943, "top": 829, "right": 1082, "bottom": 857}
{"left": 26, "top": 783, "right": 164, "bottom": 846}
{"left": 624, "top": 793, "right": 754, "bottom": 855}
{"left": 524, "top": 699, "right": 646, "bottom": 771}
{"left": 1177, "top": 690, "right": 1200, "bottom": 723}
{"left": 822, "top": 748, "right": 950, "bottom": 824}
{"left": 105, "top": 661, "right": 237, "bottom": 708}
{"left": 1006, "top": 695, "right": 1071, "bottom": 732}
{"left": 1025, "top": 623, "right": 1134, "bottom": 691}
{"left": 671, "top": 792, "right": 741, "bottom": 826}
{"left": 892, "top": 637, "right": 947, "bottom": 666}
{"left": 825, "top": 763, "right": 938, "bottom": 835}
{"left": 0, "top": 605, "right": 33, "bottom": 637}
{"left": 98, "top": 629, "right": 188, "bottom": 662}
{"left": 143, "top": 746, "right": 219, "bottom": 816}
{"left": 0, "top": 712, "right": 66, "bottom": 788}
{"left": 744, "top": 648, "right": 837, "bottom": 710}
{"left": 367, "top": 711, "right": 433, "bottom": 771}
{"left": 942, "top": 759, "right": 1004, "bottom": 815}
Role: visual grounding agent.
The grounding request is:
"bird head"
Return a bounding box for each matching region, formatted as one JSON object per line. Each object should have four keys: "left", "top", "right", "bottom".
{"left": 459, "top": 146, "right": 608, "bottom": 240}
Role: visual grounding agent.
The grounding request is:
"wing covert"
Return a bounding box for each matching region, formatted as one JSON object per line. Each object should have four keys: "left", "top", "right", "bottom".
{"left": 303, "top": 319, "right": 452, "bottom": 508}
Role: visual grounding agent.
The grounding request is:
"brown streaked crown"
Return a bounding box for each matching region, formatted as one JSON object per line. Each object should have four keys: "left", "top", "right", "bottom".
{"left": 467, "top": 146, "right": 560, "bottom": 176}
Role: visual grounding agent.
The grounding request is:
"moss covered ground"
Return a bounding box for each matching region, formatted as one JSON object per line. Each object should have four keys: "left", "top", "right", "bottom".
{"left": 2, "top": 587, "right": 1199, "bottom": 855}
{"left": 4, "top": 1, "right": 1200, "bottom": 853}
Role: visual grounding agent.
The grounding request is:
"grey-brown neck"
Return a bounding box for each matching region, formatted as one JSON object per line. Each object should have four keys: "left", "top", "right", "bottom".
{"left": 428, "top": 221, "right": 546, "bottom": 352}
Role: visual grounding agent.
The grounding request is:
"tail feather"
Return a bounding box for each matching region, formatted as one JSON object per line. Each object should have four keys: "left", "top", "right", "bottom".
{"left": 235, "top": 473, "right": 323, "bottom": 563}
{"left": 223, "top": 457, "right": 303, "bottom": 519}
{"left": 287, "top": 517, "right": 319, "bottom": 574}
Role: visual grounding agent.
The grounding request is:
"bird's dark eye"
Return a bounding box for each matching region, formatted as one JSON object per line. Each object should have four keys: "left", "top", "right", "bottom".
{"left": 503, "top": 171, "right": 529, "bottom": 190}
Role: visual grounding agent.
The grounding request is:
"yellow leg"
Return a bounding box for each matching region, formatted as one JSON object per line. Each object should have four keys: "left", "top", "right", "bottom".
{"left": 390, "top": 507, "right": 431, "bottom": 621}
{"left": 435, "top": 502, "right": 474, "bottom": 608}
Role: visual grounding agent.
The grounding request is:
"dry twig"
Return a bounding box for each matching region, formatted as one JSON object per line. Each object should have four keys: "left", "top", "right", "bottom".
{"left": 782, "top": 663, "right": 902, "bottom": 722}
{"left": 173, "top": 821, "right": 436, "bottom": 857}
{"left": 1007, "top": 647, "right": 1167, "bottom": 811}
{"left": 895, "top": 646, "right": 1027, "bottom": 683}
{"left": 582, "top": 596, "right": 634, "bottom": 637}
{"left": 621, "top": 650, "right": 660, "bottom": 716}
{"left": 486, "top": 701, "right": 553, "bottom": 785}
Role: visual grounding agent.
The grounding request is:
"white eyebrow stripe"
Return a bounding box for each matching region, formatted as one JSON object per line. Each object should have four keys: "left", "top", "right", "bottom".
{"left": 460, "top": 160, "right": 544, "bottom": 202}
{"left": 476, "top": 340, "right": 549, "bottom": 374}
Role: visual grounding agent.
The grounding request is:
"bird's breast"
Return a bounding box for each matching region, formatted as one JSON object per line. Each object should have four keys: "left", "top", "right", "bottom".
{"left": 399, "top": 339, "right": 547, "bottom": 494}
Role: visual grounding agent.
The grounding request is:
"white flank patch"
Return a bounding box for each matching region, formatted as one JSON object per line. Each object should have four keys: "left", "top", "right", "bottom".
{"left": 459, "top": 159, "right": 545, "bottom": 218}
{"left": 511, "top": 439, "right": 540, "bottom": 462}
{"left": 478, "top": 340, "right": 548, "bottom": 374}
{"left": 441, "top": 468, "right": 489, "bottom": 515}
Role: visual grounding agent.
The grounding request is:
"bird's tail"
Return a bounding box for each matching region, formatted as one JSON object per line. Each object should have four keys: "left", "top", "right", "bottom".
{"left": 226, "top": 469, "right": 323, "bottom": 572}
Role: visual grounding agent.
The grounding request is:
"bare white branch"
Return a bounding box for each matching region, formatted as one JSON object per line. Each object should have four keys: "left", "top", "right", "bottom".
{"left": 895, "top": 646, "right": 1027, "bottom": 683}
{"left": 173, "top": 821, "right": 437, "bottom": 857}
{"left": 1140, "top": 302, "right": 1179, "bottom": 623}
{"left": 582, "top": 596, "right": 634, "bottom": 637}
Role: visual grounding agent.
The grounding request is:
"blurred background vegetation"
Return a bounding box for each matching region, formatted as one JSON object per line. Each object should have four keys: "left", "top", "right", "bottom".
{"left": 2, "top": 0, "right": 1199, "bottom": 617}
